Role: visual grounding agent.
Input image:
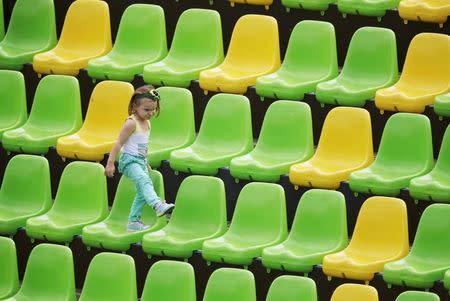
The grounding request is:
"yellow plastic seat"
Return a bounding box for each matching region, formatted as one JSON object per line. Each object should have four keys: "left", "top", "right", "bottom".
{"left": 56, "top": 81, "right": 134, "bottom": 161}
{"left": 199, "top": 15, "right": 280, "bottom": 94}
{"left": 33, "top": 0, "right": 112, "bottom": 76}
{"left": 289, "top": 107, "right": 373, "bottom": 189}
{"left": 375, "top": 33, "right": 450, "bottom": 113}
{"left": 330, "top": 284, "right": 379, "bottom": 301}
{"left": 323, "top": 196, "right": 409, "bottom": 281}
{"left": 399, "top": 0, "right": 450, "bottom": 27}
{"left": 229, "top": 0, "right": 273, "bottom": 10}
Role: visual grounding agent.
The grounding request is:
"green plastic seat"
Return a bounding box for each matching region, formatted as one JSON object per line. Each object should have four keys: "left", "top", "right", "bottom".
{"left": 0, "top": 155, "right": 51, "bottom": 235}
{"left": 0, "top": 70, "right": 27, "bottom": 139}
{"left": 143, "top": 9, "right": 223, "bottom": 88}
{"left": 26, "top": 161, "right": 108, "bottom": 243}
{"left": 87, "top": 4, "right": 167, "bottom": 81}
{"left": 0, "top": 0, "right": 4, "bottom": 41}
{"left": 255, "top": 21, "right": 337, "bottom": 101}
{"left": 2, "top": 244, "right": 76, "bottom": 301}
{"left": 0, "top": 0, "right": 56, "bottom": 70}
{"left": 140, "top": 260, "right": 196, "bottom": 301}
{"left": 170, "top": 93, "right": 253, "bottom": 176}
{"left": 337, "top": 0, "right": 400, "bottom": 18}
{"left": 147, "top": 87, "right": 195, "bottom": 168}
{"left": 434, "top": 93, "right": 450, "bottom": 118}
{"left": 230, "top": 101, "right": 314, "bottom": 182}
{"left": 281, "top": 0, "right": 334, "bottom": 12}
{"left": 262, "top": 189, "right": 347, "bottom": 273}
{"left": 444, "top": 270, "right": 450, "bottom": 291}
{"left": 203, "top": 268, "right": 256, "bottom": 301}
{"left": 78, "top": 253, "right": 137, "bottom": 301}
{"left": 82, "top": 170, "right": 165, "bottom": 251}
{"left": 142, "top": 176, "right": 227, "bottom": 259}
{"left": 202, "top": 182, "right": 287, "bottom": 266}
{"left": 0, "top": 237, "right": 19, "bottom": 299}
{"left": 349, "top": 113, "right": 433, "bottom": 196}
{"left": 409, "top": 125, "right": 450, "bottom": 202}
{"left": 316, "top": 27, "right": 398, "bottom": 107}
{"left": 2, "top": 75, "right": 82, "bottom": 154}
{"left": 266, "top": 276, "right": 317, "bottom": 301}
{"left": 383, "top": 204, "right": 450, "bottom": 289}
{"left": 395, "top": 291, "right": 440, "bottom": 301}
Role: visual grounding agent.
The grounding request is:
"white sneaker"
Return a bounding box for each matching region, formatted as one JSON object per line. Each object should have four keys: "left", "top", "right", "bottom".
{"left": 127, "top": 220, "right": 150, "bottom": 232}
{"left": 153, "top": 201, "right": 175, "bottom": 217}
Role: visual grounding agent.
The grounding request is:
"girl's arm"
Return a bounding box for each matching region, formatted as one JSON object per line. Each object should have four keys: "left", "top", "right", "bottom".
{"left": 105, "top": 119, "right": 136, "bottom": 177}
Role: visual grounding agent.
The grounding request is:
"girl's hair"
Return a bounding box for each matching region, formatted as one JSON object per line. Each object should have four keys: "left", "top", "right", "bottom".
{"left": 128, "top": 85, "right": 161, "bottom": 116}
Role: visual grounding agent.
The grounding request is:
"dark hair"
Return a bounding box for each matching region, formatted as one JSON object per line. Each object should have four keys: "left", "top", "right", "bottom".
{"left": 128, "top": 85, "right": 161, "bottom": 116}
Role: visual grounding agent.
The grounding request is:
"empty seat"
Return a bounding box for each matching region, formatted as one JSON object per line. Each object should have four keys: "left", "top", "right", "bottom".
{"left": 262, "top": 189, "right": 347, "bottom": 273}
{"left": 383, "top": 204, "right": 450, "bottom": 288}
{"left": 142, "top": 176, "right": 227, "bottom": 259}
{"left": 56, "top": 81, "right": 134, "bottom": 161}
{"left": 289, "top": 107, "right": 373, "bottom": 189}
{"left": 0, "top": 0, "right": 56, "bottom": 70}
{"left": 323, "top": 196, "right": 408, "bottom": 281}
{"left": 82, "top": 171, "right": 165, "bottom": 251}
{"left": 143, "top": 9, "right": 223, "bottom": 88}
{"left": 78, "top": 253, "right": 137, "bottom": 301}
{"left": 0, "top": 70, "right": 27, "bottom": 139}
{"left": 33, "top": 0, "right": 112, "bottom": 76}
{"left": 140, "top": 260, "right": 196, "bottom": 301}
{"left": 202, "top": 182, "right": 287, "bottom": 266}
{"left": 349, "top": 113, "right": 433, "bottom": 196}
{"left": 395, "top": 291, "right": 440, "bottom": 301}
{"left": 445, "top": 270, "right": 450, "bottom": 291}
{"left": 87, "top": 4, "right": 167, "bottom": 81}
{"left": 0, "top": 0, "right": 3, "bottom": 41}
{"left": 0, "top": 237, "right": 18, "bottom": 299}
{"left": 375, "top": 33, "right": 450, "bottom": 113}
{"left": 203, "top": 268, "right": 256, "bottom": 301}
{"left": 229, "top": 0, "right": 273, "bottom": 10}
{"left": 2, "top": 75, "right": 82, "bottom": 154}
{"left": 281, "top": 0, "right": 334, "bottom": 13}
{"left": 0, "top": 155, "right": 51, "bottom": 235}
{"left": 337, "top": 0, "right": 400, "bottom": 18}
{"left": 255, "top": 20, "right": 337, "bottom": 101}
{"left": 2, "top": 244, "right": 76, "bottom": 301}
{"left": 316, "top": 27, "right": 398, "bottom": 107}
{"left": 170, "top": 93, "right": 252, "bottom": 175}
{"left": 147, "top": 87, "right": 195, "bottom": 168}
{"left": 399, "top": 0, "right": 450, "bottom": 27}
{"left": 330, "top": 284, "right": 378, "bottom": 301}
{"left": 26, "top": 161, "right": 108, "bottom": 243}
{"left": 199, "top": 15, "right": 280, "bottom": 94}
{"left": 265, "top": 276, "right": 317, "bottom": 301}
{"left": 434, "top": 93, "right": 450, "bottom": 118}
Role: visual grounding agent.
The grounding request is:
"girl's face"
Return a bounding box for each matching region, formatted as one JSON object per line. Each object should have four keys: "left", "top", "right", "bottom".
{"left": 133, "top": 99, "right": 158, "bottom": 120}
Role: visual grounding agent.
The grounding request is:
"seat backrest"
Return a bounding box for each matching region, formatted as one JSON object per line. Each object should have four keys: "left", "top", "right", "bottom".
{"left": 0, "top": 237, "right": 19, "bottom": 298}
{"left": 141, "top": 260, "right": 196, "bottom": 301}
{"left": 434, "top": 125, "right": 450, "bottom": 173}
{"left": 0, "top": 154, "right": 51, "bottom": 212}
{"left": 0, "top": 0, "right": 4, "bottom": 40}
{"left": 0, "top": 70, "right": 27, "bottom": 138}
{"left": 79, "top": 253, "right": 136, "bottom": 301}
{"left": 265, "top": 276, "right": 317, "bottom": 301}
{"left": 203, "top": 268, "right": 256, "bottom": 301}
{"left": 330, "top": 284, "right": 378, "bottom": 301}
{"left": 395, "top": 291, "right": 440, "bottom": 301}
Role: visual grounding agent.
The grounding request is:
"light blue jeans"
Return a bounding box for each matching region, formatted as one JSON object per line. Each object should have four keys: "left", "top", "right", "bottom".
{"left": 118, "top": 153, "right": 160, "bottom": 222}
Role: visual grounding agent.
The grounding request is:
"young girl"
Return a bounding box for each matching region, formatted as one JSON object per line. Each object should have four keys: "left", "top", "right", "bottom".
{"left": 105, "top": 85, "right": 174, "bottom": 232}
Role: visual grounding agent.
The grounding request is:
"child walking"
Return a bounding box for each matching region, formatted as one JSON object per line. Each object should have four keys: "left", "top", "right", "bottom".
{"left": 105, "top": 85, "right": 174, "bottom": 232}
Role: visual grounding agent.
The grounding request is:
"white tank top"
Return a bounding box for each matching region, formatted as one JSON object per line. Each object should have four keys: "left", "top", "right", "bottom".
{"left": 121, "top": 115, "right": 150, "bottom": 157}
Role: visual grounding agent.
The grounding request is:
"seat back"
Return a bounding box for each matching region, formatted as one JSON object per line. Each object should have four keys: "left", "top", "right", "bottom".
{"left": 0, "top": 70, "right": 26, "bottom": 138}
{"left": 434, "top": 125, "right": 450, "bottom": 173}
{"left": 396, "top": 291, "right": 440, "bottom": 301}
{"left": 0, "top": 237, "right": 19, "bottom": 298}
{"left": 330, "top": 284, "right": 378, "bottom": 301}
{"left": 265, "top": 276, "right": 317, "bottom": 301}
{"left": 203, "top": 268, "right": 256, "bottom": 301}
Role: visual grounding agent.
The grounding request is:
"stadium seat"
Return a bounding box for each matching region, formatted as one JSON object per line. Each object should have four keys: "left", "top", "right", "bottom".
{"left": 0, "top": 0, "right": 3, "bottom": 41}
{"left": 143, "top": 9, "right": 223, "bottom": 88}
{"left": 199, "top": 15, "right": 280, "bottom": 94}
{"left": 229, "top": 0, "right": 273, "bottom": 11}
{"left": 265, "top": 276, "right": 317, "bottom": 301}
{"left": 375, "top": 33, "right": 450, "bottom": 113}
{"left": 202, "top": 182, "right": 287, "bottom": 266}
{"left": 147, "top": 87, "right": 195, "bottom": 168}
{"left": 78, "top": 253, "right": 137, "bottom": 301}
{"left": 337, "top": 0, "right": 400, "bottom": 18}
{"left": 0, "top": 237, "right": 18, "bottom": 299}
{"left": 289, "top": 107, "right": 373, "bottom": 189}
{"left": 169, "top": 93, "right": 252, "bottom": 175}
{"left": 399, "top": 0, "right": 450, "bottom": 27}
{"left": 281, "top": 0, "right": 334, "bottom": 13}
{"left": 262, "top": 189, "right": 347, "bottom": 273}
{"left": 323, "top": 196, "right": 409, "bottom": 281}
{"left": 395, "top": 291, "right": 440, "bottom": 301}
{"left": 349, "top": 113, "right": 433, "bottom": 196}
{"left": 255, "top": 20, "right": 338, "bottom": 101}
{"left": 330, "top": 284, "right": 378, "bottom": 301}
{"left": 445, "top": 270, "right": 450, "bottom": 291}
{"left": 87, "top": 4, "right": 167, "bottom": 81}
{"left": 0, "top": 155, "right": 51, "bottom": 235}
{"left": 56, "top": 81, "right": 134, "bottom": 161}
{"left": 1, "top": 244, "right": 76, "bottom": 301}
{"left": 203, "top": 268, "right": 256, "bottom": 301}
{"left": 142, "top": 176, "right": 227, "bottom": 259}
{"left": 316, "top": 27, "right": 398, "bottom": 107}
{"left": 383, "top": 204, "right": 450, "bottom": 288}
{"left": 0, "top": 70, "right": 27, "bottom": 139}
{"left": 82, "top": 171, "right": 165, "bottom": 251}
{"left": 33, "top": 0, "right": 112, "bottom": 76}
{"left": 2, "top": 75, "right": 82, "bottom": 155}
{"left": 434, "top": 93, "right": 450, "bottom": 118}
{"left": 0, "top": 0, "right": 56, "bottom": 70}
{"left": 26, "top": 161, "right": 108, "bottom": 243}
{"left": 140, "top": 260, "right": 196, "bottom": 301}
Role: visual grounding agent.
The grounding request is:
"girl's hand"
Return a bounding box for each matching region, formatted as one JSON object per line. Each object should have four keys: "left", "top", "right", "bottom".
{"left": 105, "top": 163, "right": 115, "bottom": 178}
